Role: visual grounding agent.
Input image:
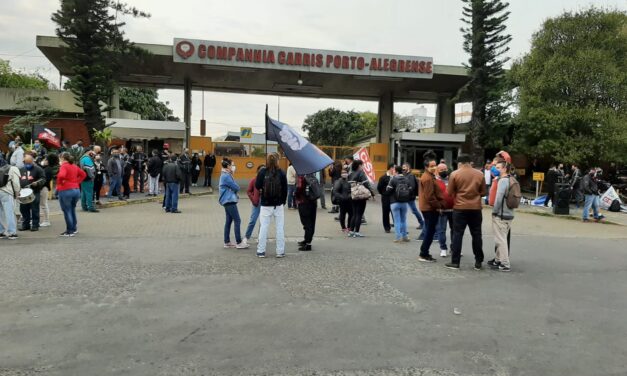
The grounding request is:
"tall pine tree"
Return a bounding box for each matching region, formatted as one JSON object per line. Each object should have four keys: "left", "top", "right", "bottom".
{"left": 51, "top": 0, "right": 149, "bottom": 133}
{"left": 458, "top": 0, "right": 512, "bottom": 164}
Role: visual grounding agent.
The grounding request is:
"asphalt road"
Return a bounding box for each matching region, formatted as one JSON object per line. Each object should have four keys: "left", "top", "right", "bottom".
{"left": 1, "top": 195, "right": 626, "bottom": 376}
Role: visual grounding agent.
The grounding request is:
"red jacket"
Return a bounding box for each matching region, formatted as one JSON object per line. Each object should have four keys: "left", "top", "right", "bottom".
{"left": 435, "top": 178, "right": 454, "bottom": 210}
{"left": 56, "top": 162, "right": 86, "bottom": 191}
{"left": 247, "top": 177, "right": 260, "bottom": 207}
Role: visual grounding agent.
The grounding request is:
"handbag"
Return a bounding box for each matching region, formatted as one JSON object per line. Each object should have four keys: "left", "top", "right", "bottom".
{"left": 350, "top": 181, "right": 371, "bottom": 200}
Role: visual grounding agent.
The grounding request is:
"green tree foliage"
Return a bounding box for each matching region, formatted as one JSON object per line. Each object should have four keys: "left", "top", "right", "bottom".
{"left": 302, "top": 108, "right": 366, "bottom": 146}
{"left": 457, "top": 0, "right": 512, "bottom": 163}
{"left": 5, "top": 96, "right": 58, "bottom": 141}
{"left": 0, "top": 59, "right": 49, "bottom": 89}
{"left": 119, "top": 87, "right": 179, "bottom": 121}
{"left": 51, "top": 0, "right": 150, "bottom": 133}
{"left": 511, "top": 8, "right": 627, "bottom": 165}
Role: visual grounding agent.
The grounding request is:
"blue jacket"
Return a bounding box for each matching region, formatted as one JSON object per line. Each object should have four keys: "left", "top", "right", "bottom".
{"left": 219, "top": 170, "right": 240, "bottom": 205}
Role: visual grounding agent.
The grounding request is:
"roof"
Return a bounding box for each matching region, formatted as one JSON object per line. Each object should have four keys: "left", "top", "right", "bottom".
{"left": 36, "top": 35, "right": 471, "bottom": 102}
{"left": 107, "top": 118, "right": 185, "bottom": 140}
{"left": 392, "top": 132, "right": 466, "bottom": 144}
{"left": 216, "top": 131, "right": 278, "bottom": 145}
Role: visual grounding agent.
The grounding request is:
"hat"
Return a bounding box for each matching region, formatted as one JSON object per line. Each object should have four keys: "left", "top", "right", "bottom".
{"left": 496, "top": 150, "right": 512, "bottom": 164}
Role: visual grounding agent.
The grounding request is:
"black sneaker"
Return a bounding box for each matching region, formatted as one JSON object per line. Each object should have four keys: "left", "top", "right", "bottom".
{"left": 7, "top": 234, "right": 18, "bottom": 240}
{"left": 499, "top": 265, "right": 511, "bottom": 272}
{"left": 487, "top": 259, "right": 502, "bottom": 269}
{"left": 298, "top": 244, "right": 312, "bottom": 251}
{"left": 0, "top": 233, "right": 7, "bottom": 239}
{"left": 59, "top": 232, "right": 71, "bottom": 237}
{"left": 474, "top": 262, "right": 482, "bottom": 270}
{"left": 297, "top": 240, "right": 307, "bottom": 246}
{"left": 418, "top": 255, "right": 436, "bottom": 263}
{"left": 445, "top": 262, "right": 460, "bottom": 270}
{"left": 18, "top": 226, "right": 30, "bottom": 231}
{"left": 30, "top": 227, "right": 39, "bottom": 232}
{"left": 256, "top": 253, "right": 266, "bottom": 258}
{"left": 171, "top": 210, "right": 182, "bottom": 213}
{"left": 88, "top": 209, "right": 100, "bottom": 213}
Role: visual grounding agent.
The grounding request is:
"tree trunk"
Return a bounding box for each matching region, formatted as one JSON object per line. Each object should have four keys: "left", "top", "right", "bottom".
{"left": 469, "top": 98, "right": 485, "bottom": 168}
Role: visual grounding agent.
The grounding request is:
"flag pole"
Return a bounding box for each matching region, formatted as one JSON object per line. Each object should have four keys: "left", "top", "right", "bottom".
{"left": 265, "top": 104, "right": 269, "bottom": 160}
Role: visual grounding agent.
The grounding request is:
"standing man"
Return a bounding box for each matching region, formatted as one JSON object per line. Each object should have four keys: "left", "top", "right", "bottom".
{"left": 402, "top": 163, "right": 425, "bottom": 232}
{"left": 131, "top": 146, "right": 147, "bottom": 193}
{"left": 9, "top": 141, "right": 25, "bottom": 169}
{"left": 328, "top": 161, "right": 342, "bottom": 213}
{"left": 255, "top": 155, "right": 288, "bottom": 258}
{"left": 79, "top": 148, "right": 98, "bottom": 212}
{"left": 483, "top": 160, "right": 493, "bottom": 204}
{"left": 446, "top": 154, "right": 487, "bottom": 270}
{"left": 178, "top": 148, "right": 191, "bottom": 194}
{"left": 377, "top": 163, "right": 395, "bottom": 233}
{"left": 570, "top": 164, "right": 583, "bottom": 208}
{"left": 295, "top": 173, "right": 319, "bottom": 251}
{"left": 435, "top": 163, "right": 454, "bottom": 257}
{"left": 490, "top": 160, "right": 516, "bottom": 272}
{"left": 203, "top": 151, "right": 216, "bottom": 192}
{"left": 120, "top": 147, "right": 132, "bottom": 199}
{"left": 147, "top": 150, "right": 163, "bottom": 196}
{"left": 18, "top": 155, "right": 46, "bottom": 231}
{"left": 106, "top": 148, "right": 125, "bottom": 201}
{"left": 32, "top": 139, "right": 47, "bottom": 164}
{"left": 418, "top": 157, "right": 445, "bottom": 262}
{"left": 316, "top": 168, "right": 327, "bottom": 209}
{"left": 386, "top": 165, "right": 412, "bottom": 242}
{"left": 581, "top": 167, "right": 604, "bottom": 222}
{"left": 286, "top": 163, "right": 297, "bottom": 209}
{"left": 544, "top": 164, "right": 558, "bottom": 207}
{"left": 162, "top": 154, "right": 182, "bottom": 213}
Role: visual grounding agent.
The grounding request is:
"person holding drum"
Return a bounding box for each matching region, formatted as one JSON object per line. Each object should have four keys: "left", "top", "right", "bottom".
{"left": 18, "top": 154, "right": 46, "bottom": 232}
{"left": 56, "top": 152, "right": 86, "bottom": 237}
{"left": 0, "top": 163, "right": 21, "bottom": 240}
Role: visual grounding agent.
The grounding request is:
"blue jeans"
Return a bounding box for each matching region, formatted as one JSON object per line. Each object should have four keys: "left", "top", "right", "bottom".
{"left": 436, "top": 211, "right": 453, "bottom": 250}
{"left": 287, "top": 184, "right": 296, "bottom": 208}
{"left": 165, "top": 183, "right": 179, "bottom": 211}
{"left": 408, "top": 200, "right": 425, "bottom": 227}
{"left": 224, "top": 203, "right": 242, "bottom": 244}
{"left": 107, "top": 176, "right": 122, "bottom": 198}
{"left": 391, "top": 202, "right": 408, "bottom": 240}
{"left": 582, "top": 194, "right": 600, "bottom": 220}
{"left": 58, "top": 189, "right": 80, "bottom": 233}
{"left": 419, "top": 210, "right": 439, "bottom": 258}
{"left": 245, "top": 204, "right": 261, "bottom": 239}
{"left": 0, "top": 190, "right": 17, "bottom": 235}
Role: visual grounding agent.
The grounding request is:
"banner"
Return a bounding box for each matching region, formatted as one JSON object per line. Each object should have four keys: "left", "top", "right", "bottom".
{"left": 32, "top": 125, "right": 61, "bottom": 149}
{"left": 266, "top": 113, "right": 333, "bottom": 175}
{"left": 353, "top": 147, "right": 375, "bottom": 183}
{"left": 600, "top": 186, "right": 620, "bottom": 210}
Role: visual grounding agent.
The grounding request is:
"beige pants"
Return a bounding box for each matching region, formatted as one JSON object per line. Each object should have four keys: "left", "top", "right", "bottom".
{"left": 492, "top": 216, "right": 512, "bottom": 267}
{"left": 40, "top": 187, "right": 50, "bottom": 223}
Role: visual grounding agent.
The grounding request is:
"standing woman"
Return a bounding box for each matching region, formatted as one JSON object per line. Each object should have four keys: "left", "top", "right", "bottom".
{"left": 348, "top": 160, "right": 375, "bottom": 238}
{"left": 191, "top": 153, "right": 202, "bottom": 187}
{"left": 219, "top": 158, "right": 248, "bottom": 249}
{"left": 56, "top": 152, "right": 86, "bottom": 237}
{"left": 333, "top": 166, "right": 353, "bottom": 234}
{"left": 40, "top": 153, "right": 59, "bottom": 227}
{"left": 93, "top": 154, "right": 107, "bottom": 205}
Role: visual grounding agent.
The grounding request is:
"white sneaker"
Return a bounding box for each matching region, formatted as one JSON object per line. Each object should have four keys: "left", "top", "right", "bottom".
{"left": 440, "top": 249, "right": 447, "bottom": 257}
{"left": 236, "top": 241, "right": 249, "bottom": 249}
{"left": 40, "top": 221, "right": 51, "bottom": 227}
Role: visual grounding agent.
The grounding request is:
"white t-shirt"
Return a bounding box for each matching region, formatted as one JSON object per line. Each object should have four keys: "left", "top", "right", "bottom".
{"left": 484, "top": 169, "right": 492, "bottom": 185}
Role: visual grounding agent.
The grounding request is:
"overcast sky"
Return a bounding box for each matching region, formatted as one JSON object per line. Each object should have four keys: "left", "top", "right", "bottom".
{"left": 0, "top": 0, "right": 624, "bottom": 137}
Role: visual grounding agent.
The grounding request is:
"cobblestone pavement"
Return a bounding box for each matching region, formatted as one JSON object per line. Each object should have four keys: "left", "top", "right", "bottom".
{"left": 1, "top": 194, "right": 626, "bottom": 376}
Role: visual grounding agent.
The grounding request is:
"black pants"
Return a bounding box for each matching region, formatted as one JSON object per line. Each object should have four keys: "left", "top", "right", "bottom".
{"left": 350, "top": 199, "right": 367, "bottom": 233}
{"left": 133, "top": 170, "right": 145, "bottom": 192}
{"left": 381, "top": 196, "right": 392, "bottom": 231}
{"left": 204, "top": 167, "right": 213, "bottom": 187}
{"left": 94, "top": 177, "right": 103, "bottom": 201}
{"left": 20, "top": 191, "right": 41, "bottom": 229}
{"left": 298, "top": 200, "right": 317, "bottom": 244}
{"left": 419, "top": 210, "right": 439, "bottom": 257}
{"left": 180, "top": 172, "right": 191, "bottom": 193}
{"left": 451, "top": 209, "right": 484, "bottom": 265}
{"left": 339, "top": 200, "right": 353, "bottom": 230}
{"left": 544, "top": 189, "right": 555, "bottom": 206}
{"left": 122, "top": 174, "right": 131, "bottom": 197}
{"left": 191, "top": 169, "right": 200, "bottom": 184}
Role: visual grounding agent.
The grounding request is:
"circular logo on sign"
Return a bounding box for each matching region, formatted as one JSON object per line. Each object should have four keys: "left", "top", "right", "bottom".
{"left": 246, "top": 162, "right": 254, "bottom": 169}
{"left": 176, "top": 41, "right": 195, "bottom": 59}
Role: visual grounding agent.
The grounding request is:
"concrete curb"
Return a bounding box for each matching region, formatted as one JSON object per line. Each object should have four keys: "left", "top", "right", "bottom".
{"left": 516, "top": 206, "right": 624, "bottom": 226}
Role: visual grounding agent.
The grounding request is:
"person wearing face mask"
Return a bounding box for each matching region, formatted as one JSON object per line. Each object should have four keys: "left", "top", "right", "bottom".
{"left": 377, "top": 163, "right": 395, "bottom": 233}
{"left": 435, "top": 163, "right": 454, "bottom": 257}
{"left": 18, "top": 154, "right": 46, "bottom": 231}
{"left": 106, "top": 148, "right": 125, "bottom": 201}
{"left": 40, "top": 153, "right": 59, "bottom": 227}
{"left": 402, "top": 162, "right": 425, "bottom": 233}
{"left": 219, "top": 158, "right": 248, "bottom": 249}
{"left": 178, "top": 149, "right": 192, "bottom": 194}
{"left": 79, "top": 148, "right": 98, "bottom": 213}
{"left": 32, "top": 140, "right": 47, "bottom": 163}
{"left": 488, "top": 160, "right": 502, "bottom": 206}
{"left": 417, "top": 158, "right": 446, "bottom": 262}
{"left": 333, "top": 166, "right": 353, "bottom": 234}
{"left": 162, "top": 154, "right": 183, "bottom": 213}
{"left": 581, "top": 167, "right": 605, "bottom": 222}
{"left": 386, "top": 165, "right": 412, "bottom": 242}
{"left": 93, "top": 154, "right": 107, "bottom": 205}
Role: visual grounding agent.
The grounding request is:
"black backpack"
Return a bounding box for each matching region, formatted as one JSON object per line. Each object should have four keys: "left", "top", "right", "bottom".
{"left": 0, "top": 165, "right": 11, "bottom": 188}
{"left": 394, "top": 176, "right": 411, "bottom": 202}
{"left": 304, "top": 174, "right": 322, "bottom": 200}
{"left": 609, "top": 199, "right": 621, "bottom": 212}
{"left": 263, "top": 169, "right": 282, "bottom": 200}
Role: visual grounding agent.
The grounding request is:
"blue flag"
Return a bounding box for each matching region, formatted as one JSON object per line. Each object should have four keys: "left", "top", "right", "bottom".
{"left": 266, "top": 114, "right": 333, "bottom": 175}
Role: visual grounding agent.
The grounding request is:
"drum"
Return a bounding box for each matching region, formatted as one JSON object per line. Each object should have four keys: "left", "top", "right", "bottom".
{"left": 18, "top": 188, "right": 35, "bottom": 204}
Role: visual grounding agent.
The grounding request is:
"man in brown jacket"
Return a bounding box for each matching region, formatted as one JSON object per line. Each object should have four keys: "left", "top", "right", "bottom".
{"left": 446, "top": 154, "right": 487, "bottom": 270}
{"left": 418, "top": 157, "right": 446, "bottom": 262}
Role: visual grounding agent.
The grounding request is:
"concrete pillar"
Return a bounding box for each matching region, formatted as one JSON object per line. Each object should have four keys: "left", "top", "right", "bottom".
{"left": 435, "top": 95, "right": 454, "bottom": 133}
{"left": 377, "top": 92, "right": 394, "bottom": 161}
{"left": 183, "top": 78, "right": 192, "bottom": 149}
{"left": 109, "top": 86, "right": 120, "bottom": 118}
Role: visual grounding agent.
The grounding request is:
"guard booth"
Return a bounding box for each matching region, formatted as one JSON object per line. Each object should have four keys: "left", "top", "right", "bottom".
{"left": 391, "top": 132, "right": 465, "bottom": 168}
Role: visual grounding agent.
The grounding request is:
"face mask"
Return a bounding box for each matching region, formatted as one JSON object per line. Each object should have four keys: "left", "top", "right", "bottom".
{"left": 25, "top": 163, "right": 33, "bottom": 169}
{"left": 439, "top": 171, "right": 448, "bottom": 179}
{"left": 114, "top": 154, "right": 120, "bottom": 158}
{"left": 428, "top": 166, "right": 437, "bottom": 174}
{"left": 34, "top": 144, "right": 40, "bottom": 149}
{"left": 491, "top": 165, "right": 500, "bottom": 177}
{"left": 230, "top": 165, "right": 236, "bottom": 172}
